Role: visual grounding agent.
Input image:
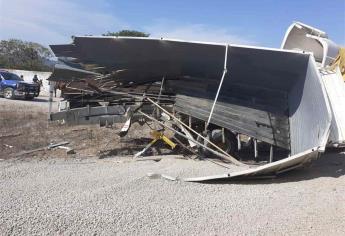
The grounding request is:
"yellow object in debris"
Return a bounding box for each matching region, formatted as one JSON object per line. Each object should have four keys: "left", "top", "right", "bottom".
{"left": 150, "top": 130, "right": 176, "bottom": 149}
{"left": 330, "top": 48, "right": 345, "bottom": 81}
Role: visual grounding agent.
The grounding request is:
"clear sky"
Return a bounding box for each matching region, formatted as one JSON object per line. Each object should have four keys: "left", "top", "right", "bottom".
{"left": 0, "top": 0, "right": 344, "bottom": 47}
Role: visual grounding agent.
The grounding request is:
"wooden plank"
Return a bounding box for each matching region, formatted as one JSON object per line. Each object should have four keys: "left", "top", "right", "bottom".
{"left": 175, "top": 104, "right": 289, "bottom": 143}
{"left": 186, "top": 98, "right": 288, "bottom": 124}
{"left": 176, "top": 95, "right": 289, "bottom": 125}
{"left": 175, "top": 96, "right": 290, "bottom": 131}
{"left": 175, "top": 104, "right": 290, "bottom": 148}
{"left": 173, "top": 88, "right": 288, "bottom": 115}
{"left": 131, "top": 62, "right": 291, "bottom": 150}
{"left": 11, "top": 147, "right": 46, "bottom": 157}
{"left": 168, "top": 79, "right": 289, "bottom": 112}
{"left": 174, "top": 97, "right": 290, "bottom": 149}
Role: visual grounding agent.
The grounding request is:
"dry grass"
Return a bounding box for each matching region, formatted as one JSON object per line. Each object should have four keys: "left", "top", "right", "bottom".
{"left": 0, "top": 101, "right": 170, "bottom": 160}
{"left": 0, "top": 104, "right": 49, "bottom": 156}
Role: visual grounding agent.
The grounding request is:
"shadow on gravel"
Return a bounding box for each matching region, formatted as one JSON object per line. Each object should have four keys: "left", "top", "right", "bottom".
{"left": 15, "top": 97, "right": 48, "bottom": 103}
{"left": 204, "top": 151, "right": 345, "bottom": 185}
{"left": 0, "top": 97, "right": 49, "bottom": 104}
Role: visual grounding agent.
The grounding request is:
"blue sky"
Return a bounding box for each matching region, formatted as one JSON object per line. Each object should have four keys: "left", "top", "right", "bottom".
{"left": 0, "top": 0, "right": 344, "bottom": 47}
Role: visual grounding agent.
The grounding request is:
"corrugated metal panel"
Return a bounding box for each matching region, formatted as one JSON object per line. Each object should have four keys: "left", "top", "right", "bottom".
{"left": 288, "top": 56, "right": 332, "bottom": 155}
{"left": 321, "top": 67, "right": 345, "bottom": 146}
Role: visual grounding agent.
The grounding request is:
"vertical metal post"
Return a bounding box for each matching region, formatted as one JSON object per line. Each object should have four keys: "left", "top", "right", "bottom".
{"left": 269, "top": 145, "right": 274, "bottom": 163}
{"left": 188, "top": 116, "right": 192, "bottom": 128}
{"left": 206, "top": 44, "right": 229, "bottom": 129}
{"left": 48, "top": 81, "right": 55, "bottom": 117}
{"left": 254, "top": 139, "right": 258, "bottom": 159}
{"left": 237, "top": 134, "right": 241, "bottom": 151}
{"left": 156, "top": 77, "right": 165, "bottom": 118}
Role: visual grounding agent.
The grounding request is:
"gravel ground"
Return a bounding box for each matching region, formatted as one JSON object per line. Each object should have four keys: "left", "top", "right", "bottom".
{"left": 1, "top": 96, "right": 345, "bottom": 235}
{"left": 0, "top": 96, "right": 60, "bottom": 110}
{"left": 0, "top": 152, "right": 344, "bottom": 235}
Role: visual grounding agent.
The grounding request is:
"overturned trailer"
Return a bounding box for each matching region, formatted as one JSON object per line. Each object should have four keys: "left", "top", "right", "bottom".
{"left": 49, "top": 28, "right": 333, "bottom": 180}
{"left": 282, "top": 22, "right": 345, "bottom": 148}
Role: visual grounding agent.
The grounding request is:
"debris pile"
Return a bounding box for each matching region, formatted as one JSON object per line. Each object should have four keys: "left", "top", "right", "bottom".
{"left": 46, "top": 22, "right": 345, "bottom": 180}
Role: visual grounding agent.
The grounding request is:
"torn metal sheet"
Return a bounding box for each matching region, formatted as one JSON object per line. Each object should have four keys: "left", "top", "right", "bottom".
{"left": 183, "top": 148, "right": 319, "bottom": 182}
{"left": 48, "top": 22, "right": 337, "bottom": 174}
{"left": 48, "top": 63, "right": 101, "bottom": 81}
{"left": 281, "top": 21, "right": 345, "bottom": 148}
{"left": 281, "top": 21, "right": 340, "bottom": 67}
{"left": 321, "top": 68, "right": 345, "bottom": 147}
{"left": 50, "top": 38, "right": 332, "bottom": 155}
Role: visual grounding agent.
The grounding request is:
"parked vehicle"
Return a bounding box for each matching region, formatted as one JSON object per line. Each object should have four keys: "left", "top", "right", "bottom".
{"left": 0, "top": 70, "right": 40, "bottom": 100}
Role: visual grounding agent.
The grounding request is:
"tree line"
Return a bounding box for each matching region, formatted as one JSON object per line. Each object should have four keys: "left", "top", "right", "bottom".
{"left": 0, "top": 30, "right": 149, "bottom": 71}
{"left": 0, "top": 39, "right": 53, "bottom": 71}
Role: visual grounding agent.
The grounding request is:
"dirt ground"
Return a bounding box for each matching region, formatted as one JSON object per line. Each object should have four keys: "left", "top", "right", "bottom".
{"left": 0, "top": 96, "right": 345, "bottom": 235}
{"left": 0, "top": 96, "right": 172, "bottom": 161}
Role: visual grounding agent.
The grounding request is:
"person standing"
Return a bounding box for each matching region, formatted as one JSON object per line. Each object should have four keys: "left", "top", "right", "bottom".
{"left": 32, "top": 75, "right": 40, "bottom": 95}
{"left": 33, "top": 74, "right": 39, "bottom": 83}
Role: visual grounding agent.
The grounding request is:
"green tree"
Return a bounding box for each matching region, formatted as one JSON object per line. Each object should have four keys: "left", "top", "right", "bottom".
{"left": 0, "top": 39, "right": 53, "bottom": 71}
{"left": 102, "top": 30, "right": 150, "bottom": 37}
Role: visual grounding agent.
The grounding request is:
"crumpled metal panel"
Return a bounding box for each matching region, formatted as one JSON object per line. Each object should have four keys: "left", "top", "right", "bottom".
{"left": 288, "top": 56, "right": 332, "bottom": 155}
{"left": 281, "top": 21, "right": 340, "bottom": 67}
{"left": 48, "top": 63, "right": 100, "bottom": 81}
{"left": 321, "top": 67, "right": 345, "bottom": 146}
{"left": 183, "top": 148, "right": 319, "bottom": 182}
{"left": 50, "top": 37, "right": 332, "bottom": 155}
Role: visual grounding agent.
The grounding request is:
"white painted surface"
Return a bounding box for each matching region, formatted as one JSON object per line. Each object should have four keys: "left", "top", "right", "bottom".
{"left": 288, "top": 56, "right": 332, "bottom": 155}
{"left": 5, "top": 69, "right": 52, "bottom": 96}
{"left": 281, "top": 22, "right": 345, "bottom": 148}
{"left": 321, "top": 67, "right": 345, "bottom": 146}
{"left": 281, "top": 21, "right": 340, "bottom": 66}
{"left": 184, "top": 148, "right": 319, "bottom": 181}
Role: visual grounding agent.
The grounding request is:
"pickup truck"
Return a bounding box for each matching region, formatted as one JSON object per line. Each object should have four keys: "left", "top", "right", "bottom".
{"left": 0, "top": 70, "right": 40, "bottom": 100}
